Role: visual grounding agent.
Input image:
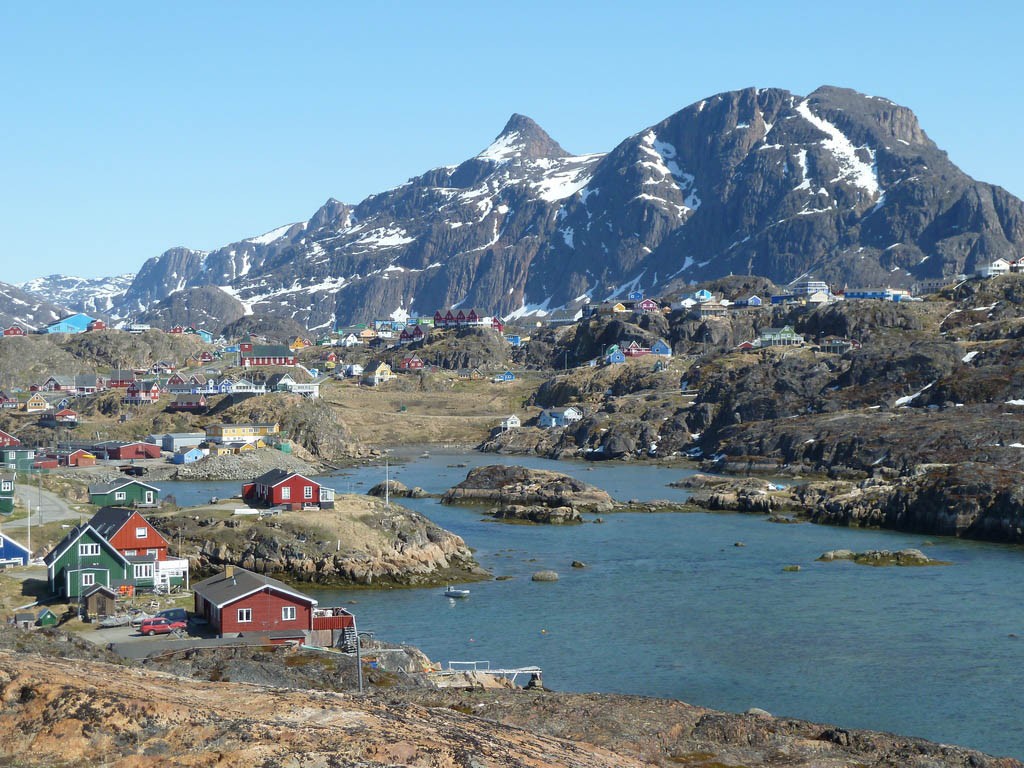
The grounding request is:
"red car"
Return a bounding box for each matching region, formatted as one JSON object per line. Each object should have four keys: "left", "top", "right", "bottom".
{"left": 139, "top": 617, "right": 187, "bottom": 636}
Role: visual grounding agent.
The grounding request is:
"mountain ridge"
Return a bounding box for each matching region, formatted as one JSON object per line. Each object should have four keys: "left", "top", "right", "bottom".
{"left": 18, "top": 84, "right": 1024, "bottom": 331}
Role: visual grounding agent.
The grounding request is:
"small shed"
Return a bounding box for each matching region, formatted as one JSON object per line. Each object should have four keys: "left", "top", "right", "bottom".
{"left": 37, "top": 607, "right": 59, "bottom": 627}
{"left": 14, "top": 612, "right": 35, "bottom": 629}
{"left": 80, "top": 584, "right": 118, "bottom": 619}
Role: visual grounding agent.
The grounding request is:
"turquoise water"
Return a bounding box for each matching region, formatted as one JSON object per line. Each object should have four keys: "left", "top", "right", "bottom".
{"left": 167, "top": 452, "right": 1024, "bottom": 758}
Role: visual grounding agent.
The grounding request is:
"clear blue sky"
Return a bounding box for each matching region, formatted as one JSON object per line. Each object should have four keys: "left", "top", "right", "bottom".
{"left": 2, "top": 1, "right": 1021, "bottom": 283}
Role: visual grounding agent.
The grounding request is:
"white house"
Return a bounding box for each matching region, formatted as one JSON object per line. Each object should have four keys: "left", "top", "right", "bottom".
{"left": 499, "top": 414, "right": 521, "bottom": 432}
{"left": 978, "top": 258, "right": 1011, "bottom": 278}
{"left": 538, "top": 406, "right": 583, "bottom": 429}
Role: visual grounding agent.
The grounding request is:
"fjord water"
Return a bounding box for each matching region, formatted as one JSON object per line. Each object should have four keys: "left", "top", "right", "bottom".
{"left": 170, "top": 453, "right": 1024, "bottom": 758}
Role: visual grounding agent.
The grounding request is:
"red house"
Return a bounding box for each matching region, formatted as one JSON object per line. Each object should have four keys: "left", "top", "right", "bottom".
{"left": 192, "top": 566, "right": 319, "bottom": 637}
{"left": 97, "top": 441, "right": 162, "bottom": 461}
{"left": 53, "top": 408, "right": 78, "bottom": 424}
{"left": 636, "top": 298, "right": 660, "bottom": 313}
{"left": 623, "top": 341, "right": 650, "bottom": 357}
{"left": 108, "top": 369, "right": 136, "bottom": 388}
{"left": 491, "top": 317, "right": 505, "bottom": 333}
{"left": 89, "top": 507, "right": 169, "bottom": 561}
{"left": 238, "top": 337, "right": 297, "bottom": 367}
{"left": 241, "top": 470, "right": 333, "bottom": 511}
{"left": 399, "top": 355, "right": 424, "bottom": 371}
{"left": 2, "top": 324, "right": 26, "bottom": 336}
{"left": 60, "top": 449, "right": 96, "bottom": 467}
{"left": 466, "top": 309, "right": 479, "bottom": 324}
{"left": 87, "top": 319, "right": 107, "bottom": 331}
{"left": 124, "top": 380, "right": 160, "bottom": 404}
{"left": 0, "top": 429, "right": 20, "bottom": 448}
{"left": 169, "top": 325, "right": 185, "bottom": 334}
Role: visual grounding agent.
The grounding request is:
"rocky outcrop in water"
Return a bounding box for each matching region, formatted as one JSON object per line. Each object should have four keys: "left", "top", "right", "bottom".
{"left": 442, "top": 465, "right": 613, "bottom": 512}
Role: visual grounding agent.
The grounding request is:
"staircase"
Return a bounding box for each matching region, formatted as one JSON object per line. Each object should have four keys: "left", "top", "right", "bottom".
{"left": 338, "top": 625, "right": 358, "bottom": 653}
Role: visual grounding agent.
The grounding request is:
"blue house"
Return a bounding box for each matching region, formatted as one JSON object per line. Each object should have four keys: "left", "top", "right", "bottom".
{"left": 651, "top": 339, "right": 672, "bottom": 357}
{"left": 172, "top": 447, "right": 205, "bottom": 465}
{"left": 493, "top": 371, "right": 516, "bottom": 382}
{"left": 194, "top": 328, "right": 213, "bottom": 343}
{"left": 693, "top": 289, "right": 713, "bottom": 303}
{"left": 605, "top": 349, "right": 626, "bottom": 365}
{"left": 504, "top": 334, "right": 522, "bottom": 347}
{"left": 627, "top": 289, "right": 644, "bottom": 301}
{"left": 0, "top": 532, "right": 31, "bottom": 566}
{"left": 744, "top": 295, "right": 763, "bottom": 307}
{"left": 46, "top": 313, "right": 94, "bottom": 334}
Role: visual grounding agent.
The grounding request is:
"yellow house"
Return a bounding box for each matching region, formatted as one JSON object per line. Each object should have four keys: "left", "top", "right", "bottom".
{"left": 288, "top": 336, "right": 311, "bottom": 352}
{"left": 358, "top": 327, "right": 377, "bottom": 340}
{"left": 25, "top": 393, "right": 49, "bottom": 412}
{"left": 205, "top": 423, "right": 280, "bottom": 445}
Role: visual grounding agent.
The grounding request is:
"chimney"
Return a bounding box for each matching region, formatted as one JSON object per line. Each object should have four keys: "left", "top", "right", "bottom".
{"left": 224, "top": 565, "right": 234, "bottom": 579}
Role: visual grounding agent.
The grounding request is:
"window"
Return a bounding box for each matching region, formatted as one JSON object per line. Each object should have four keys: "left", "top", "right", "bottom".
{"left": 124, "top": 550, "right": 137, "bottom": 556}
{"left": 281, "top": 487, "right": 291, "bottom": 500}
{"left": 303, "top": 486, "right": 313, "bottom": 500}
{"left": 81, "top": 573, "right": 95, "bottom": 587}
{"left": 282, "top": 606, "right": 296, "bottom": 621}
{"left": 133, "top": 564, "right": 153, "bottom": 579}
{"left": 114, "top": 491, "right": 126, "bottom": 501}
{"left": 136, "top": 526, "right": 147, "bottom": 539}
{"left": 79, "top": 543, "right": 100, "bottom": 557}
{"left": 146, "top": 549, "right": 158, "bottom": 556}
{"left": 237, "top": 608, "right": 252, "bottom": 623}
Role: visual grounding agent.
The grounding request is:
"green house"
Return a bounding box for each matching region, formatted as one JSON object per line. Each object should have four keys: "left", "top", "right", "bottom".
{"left": 0, "top": 447, "right": 35, "bottom": 472}
{"left": 0, "top": 471, "right": 14, "bottom": 515}
{"left": 759, "top": 325, "right": 805, "bottom": 347}
{"left": 37, "top": 608, "right": 59, "bottom": 627}
{"left": 43, "top": 524, "right": 132, "bottom": 599}
{"left": 88, "top": 479, "right": 160, "bottom": 508}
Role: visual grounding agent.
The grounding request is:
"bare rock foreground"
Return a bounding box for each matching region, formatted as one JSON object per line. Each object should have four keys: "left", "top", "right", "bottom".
{"left": 0, "top": 650, "right": 1020, "bottom": 768}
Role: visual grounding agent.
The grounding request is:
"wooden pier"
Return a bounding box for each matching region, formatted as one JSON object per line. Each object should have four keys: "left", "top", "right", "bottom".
{"left": 438, "top": 660, "right": 543, "bottom": 688}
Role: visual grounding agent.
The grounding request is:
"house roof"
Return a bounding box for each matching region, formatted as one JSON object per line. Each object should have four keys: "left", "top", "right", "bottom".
{"left": 364, "top": 360, "right": 390, "bottom": 374}
{"left": 88, "top": 479, "right": 161, "bottom": 496}
{"left": 43, "top": 524, "right": 130, "bottom": 568}
{"left": 249, "top": 469, "right": 318, "bottom": 489}
{"left": 192, "top": 567, "right": 318, "bottom": 610}
{"left": 81, "top": 583, "right": 118, "bottom": 599}
{"left": 244, "top": 344, "right": 292, "bottom": 357}
{"left": 87, "top": 507, "right": 168, "bottom": 547}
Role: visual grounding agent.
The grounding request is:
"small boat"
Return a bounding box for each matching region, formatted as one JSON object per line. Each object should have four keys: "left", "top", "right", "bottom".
{"left": 443, "top": 585, "right": 470, "bottom": 599}
{"left": 420, "top": 452, "right": 431, "bottom": 458}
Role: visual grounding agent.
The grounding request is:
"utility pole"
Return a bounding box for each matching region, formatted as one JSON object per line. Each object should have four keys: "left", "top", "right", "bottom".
{"left": 384, "top": 453, "right": 390, "bottom": 508}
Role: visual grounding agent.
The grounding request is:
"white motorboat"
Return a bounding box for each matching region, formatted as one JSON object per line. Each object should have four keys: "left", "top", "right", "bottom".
{"left": 443, "top": 585, "right": 470, "bottom": 599}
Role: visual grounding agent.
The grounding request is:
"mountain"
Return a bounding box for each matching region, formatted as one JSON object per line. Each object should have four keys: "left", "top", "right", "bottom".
{"left": 0, "top": 281, "right": 70, "bottom": 331}
{"left": 19, "top": 274, "right": 135, "bottom": 317}
{"left": 22, "top": 86, "right": 1024, "bottom": 331}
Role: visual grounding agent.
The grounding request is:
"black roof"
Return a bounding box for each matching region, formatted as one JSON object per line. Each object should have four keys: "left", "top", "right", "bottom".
{"left": 88, "top": 507, "right": 134, "bottom": 539}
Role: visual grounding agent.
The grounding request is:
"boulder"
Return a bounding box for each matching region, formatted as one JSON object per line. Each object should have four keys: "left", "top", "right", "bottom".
{"left": 531, "top": 570, "right": 559, "bottom": 582}
{"left": 491, "top": 505, "right": 582, "bottom": 525}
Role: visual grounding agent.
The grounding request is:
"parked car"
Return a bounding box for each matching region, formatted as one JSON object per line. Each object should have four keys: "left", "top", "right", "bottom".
{"left": 139, "top": 617, "right": 187, "bottom": 636}
{"left": 155, "top": 608, "right": 189, "bottom": 623}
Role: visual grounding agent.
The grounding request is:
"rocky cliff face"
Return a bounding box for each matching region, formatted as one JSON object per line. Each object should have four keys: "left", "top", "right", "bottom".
{"left": 24, "top": 85, "right": 1024, "bottom": 332}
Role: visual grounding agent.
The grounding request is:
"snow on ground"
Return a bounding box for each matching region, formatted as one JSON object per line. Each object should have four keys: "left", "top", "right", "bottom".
{"left": 796, "top": 99, "right": 880, "bottom": 197}
{"left": 793, "top": 149, "right": 811, "bottom": 191}
{"left": 962, "top": 350, "right": 980, "bottom": 363}
{"left": 353, "top": 227, "right": 416, "bottom": 248}
{"left": 477, "top": 131, "right": 523, "bottom": 162}
{"left": 894, "top": 381, "right": 935, "bottom": 407}
{"left": 505, "top": 295, "right": 555, "bottom": 319}
{"left": 246, "top": 222, "right": 296, "bottom": 246}
{"left": 531, "top": 155, "right": 602, "bottom": 202}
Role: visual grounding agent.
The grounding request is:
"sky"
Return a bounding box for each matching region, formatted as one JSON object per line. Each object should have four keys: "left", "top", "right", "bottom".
{"left": 1, "top": 1, "right": 1022, "bottom": 284}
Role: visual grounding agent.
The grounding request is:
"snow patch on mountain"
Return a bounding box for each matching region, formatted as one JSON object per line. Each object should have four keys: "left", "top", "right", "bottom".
{"left": 796, "top": 99, "right": 880, "bottom": 197}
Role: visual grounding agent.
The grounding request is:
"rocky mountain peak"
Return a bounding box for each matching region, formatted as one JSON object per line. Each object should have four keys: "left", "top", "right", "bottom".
{"left": 476, "top": 113, "right": 568, "bottom": 162}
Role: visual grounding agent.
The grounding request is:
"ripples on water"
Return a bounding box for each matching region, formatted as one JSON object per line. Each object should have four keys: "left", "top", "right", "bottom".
{"left": 169, "top": 451, "right": 1024, "bottom": 758}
